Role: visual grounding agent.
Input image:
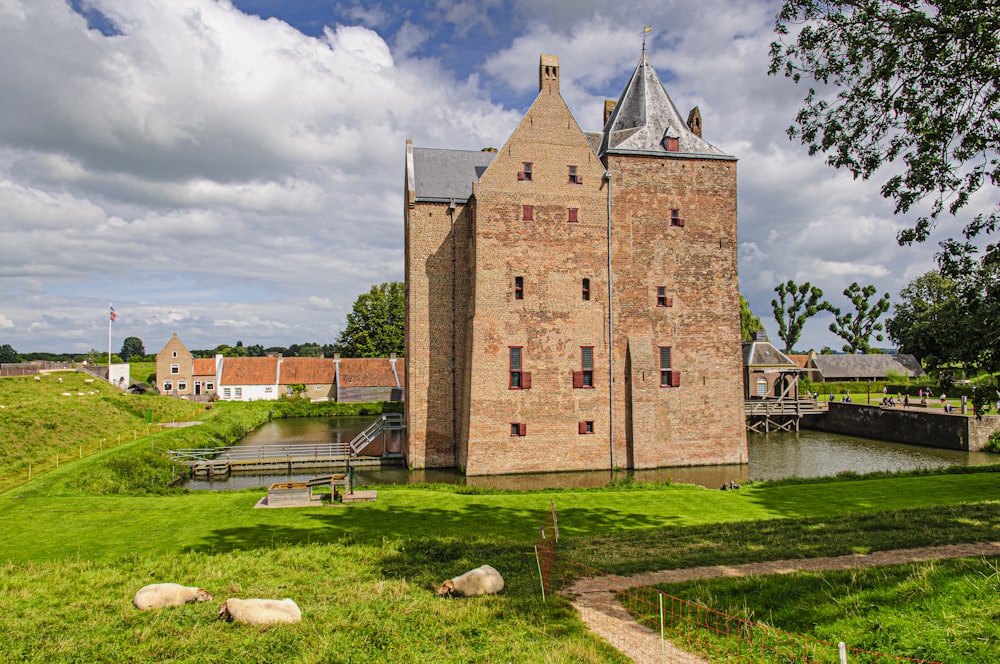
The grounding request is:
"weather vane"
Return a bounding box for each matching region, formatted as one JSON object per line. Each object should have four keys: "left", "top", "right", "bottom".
{"left": 641, "top": 26, "right": 652, "bottom": 51}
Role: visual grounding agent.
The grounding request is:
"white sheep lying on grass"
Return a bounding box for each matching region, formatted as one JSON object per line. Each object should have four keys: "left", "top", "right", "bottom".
{"left": 218, "top": 598, "right": 302, "bottom": 625}
{"left": 133, "top": 583, "right": 213, "bottom": 610}
{"left": 435, "top": 564, "right": 504, "bottom": 597}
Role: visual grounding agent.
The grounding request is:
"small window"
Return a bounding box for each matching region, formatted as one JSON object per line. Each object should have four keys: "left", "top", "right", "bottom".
{"left": 234, "top": 387, "right": 242, "bottom": 398}
{"left": 518, "top": 162, "right": 533, "bottom": 181}
{"left": 162, "top": 380, "right": 173, "bottom": 391}
{"left": 582, "top": 278, "right": 590, "bottom": 301}
{"left": 578, "top": 421, "right": 594, "bottom": 434}
{"left": 568, "top": 165, "right": 582, "bottom": 184}
{"left": 177, "top": 381, "right": 187, "bottom": 391}
{"left": 670, "top": 209, "right": 685, "bottom": 227}
{"left": 574, "top": 346, "right": 594, "bottom": 388}
{"left": 656, "top": 287, "right": 672, "bottom": 308}
{"left": 522, "top": 204, "right": 534, "bottom": 221}
{"left": 660, "top": 346, "right": 680, "bottom": 387}
{"left": 663, "top": 136, "right": 679, "bottom": 152}
{"left": 170, "top": 363, "right": 179, "bottom": 374}
{"left": 567, "top": 207, "right": 578, "bottom": 223}
{"left": 206, "top": 381, "right": 214, "bottom": 390}
{"left": 509, "top": 347, "right": 531, "bottom": 389}
{"left": 756, "top": 377, "right": 768, "bottom": 397}
{"left": 510, "top": 422, "right": 526, "bottom": 437}
{"left": 515, "top": 276, "right": 524, "bottom": 300}
{"left": 265, "top": 386, "right": 273, "bottom": 393}
{"left": 223, "top": 387, "right": 231, "bottom": 398}
{"left": 172, "top": 351, "right": 177, "bottom": 358}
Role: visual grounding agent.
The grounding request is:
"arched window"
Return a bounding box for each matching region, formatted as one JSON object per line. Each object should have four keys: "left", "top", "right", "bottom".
{"left": 756, "top": 377, "right": 768, "bottom": 397}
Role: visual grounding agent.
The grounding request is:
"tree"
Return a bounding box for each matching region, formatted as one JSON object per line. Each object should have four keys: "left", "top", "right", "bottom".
{"left": 770, "top": 2, "right": 1000, "bottom": 269}
{"left": 740, "top": 294, "right": 765, "bottom": 341}
{"left": 119, "top": 337, "right": 145, "bottom": 362}
{"left": 335, "top": 281, "right": 405, "bottom": 358}
{"left": 771, "top": 280, "right": 833, "bottom": 353}
{"left": 886, "top": 271, "right": 965, "bottom": 369}
{"left": 0, "top": 344, "right": 20, "bottom": 363}
{"left": 828, "top": 282, "right": 892, "bottom": 353}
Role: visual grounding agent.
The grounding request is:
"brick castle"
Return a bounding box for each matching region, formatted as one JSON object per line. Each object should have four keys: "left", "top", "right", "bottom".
{"left": 404, "top": 48, "right": 747, "bottom": 476}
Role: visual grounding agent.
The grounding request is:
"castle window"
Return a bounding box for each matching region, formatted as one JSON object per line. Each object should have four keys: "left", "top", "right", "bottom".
{"left": 660, "top": 346, "right": 680, "bottom": 387}
{"left": 163, "top": 380, "right": 173, "bottom": 392}
{"left": 567, "top": 207, "right": 578, "bottom": 223}
{"left": 170, "top": 364, "right": 180, "bottom": 374}
{"left": 511, "top": 422, "right": 526, "bottom": 437}
{"left": 515, "top": 276, "right": 524, "bottom": 300}
{"left": 656, "top": 287, "right": 672, "bottom": 308}
{"left": 670, "top": 209, "right": 685, "bottom": 227}
{"left": 518, "top": 162, "right": 533, "bottom": 181}
{"left": 579, "top": 421, "right": 595, "bottom": 435}
{"left": 522, "top": 205, "right": 534, "bottom": 221}
{"left": 574, "top": 346, "right": 594, "bottom": 388}
{"left": 568, "top": 165, "right": 582, "bottom": 184}
{"left": 509, "top": 347, "right": 531, "bottom": 389}
{"left": 582, "top": 278, "right": 590, "bottom": 301}
{"left": 178, "top": 381, "right": 187, "bottom": 391}
{"left": 663, "top": 136, "right": 679, "bottom": 152}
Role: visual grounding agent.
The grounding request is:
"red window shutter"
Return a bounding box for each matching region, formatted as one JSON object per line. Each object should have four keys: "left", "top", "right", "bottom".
{"left": 521, "top": 371, "right": 532, "bottom": 389}
{"left": 517, "top": 171, "right": 526, "bottom": 181}
{"left": 676, "top": 217, "right": 685, "bottom": 227}
{"left": 572, "top": 370, "right": 584, "bottom": 388}
{"left": 578, "top": 421, "right": 587, "bottom": 435}
{"left": 568, "top": 207, "right": 578, "bottom": 223}
{"left": 523, "top": 205, "right": 534, "bottom": 221}
{"left": 666, "top": 297, "right": 673, "bottom": 307}
{"left": 518, "top": 422, "right": 526, "bottom": 437}
{"left": 670, "top": 370, "right": 681, "bottom": 388}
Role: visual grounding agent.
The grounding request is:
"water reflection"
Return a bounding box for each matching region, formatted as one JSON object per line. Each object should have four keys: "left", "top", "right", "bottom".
{"left": 182, "top": 418, "right": 998, "bottom": 492}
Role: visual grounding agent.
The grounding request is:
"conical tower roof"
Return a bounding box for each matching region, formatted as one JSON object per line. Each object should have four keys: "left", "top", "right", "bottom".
{"left": 600, "top": 47, "right": 731, "bottom": 159}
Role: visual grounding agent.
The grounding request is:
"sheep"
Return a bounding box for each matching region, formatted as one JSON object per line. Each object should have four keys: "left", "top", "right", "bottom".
{"left": 435, "top": 564, "right": 504, "bottom": 597}
{"left": 133, "top": 583, "right": 213, "bottom": 610}
{"left": 218, "top": 598, "right": 302, "bottom": 625}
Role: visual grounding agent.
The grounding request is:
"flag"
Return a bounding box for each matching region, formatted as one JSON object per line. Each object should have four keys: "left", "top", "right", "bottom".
{"left": 110, "top": 306, "right": 117, "bottom": 322}
{"left": 643, "top": 26, "right": 652, "bottom": 33}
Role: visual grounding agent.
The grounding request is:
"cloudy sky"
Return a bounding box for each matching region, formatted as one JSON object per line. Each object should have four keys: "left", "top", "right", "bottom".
{"left": 0, "top": 0, "right": 979, "bottom": 354}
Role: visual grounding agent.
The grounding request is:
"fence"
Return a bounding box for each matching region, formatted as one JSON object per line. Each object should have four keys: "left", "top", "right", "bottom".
{"left": 534, "top": 505, "right": 940, "bottom": 664}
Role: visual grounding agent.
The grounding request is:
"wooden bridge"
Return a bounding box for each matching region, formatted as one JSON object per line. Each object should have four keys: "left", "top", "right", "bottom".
{"left": 745, "top": 398, "right": 826, "bottom": 433}
{"left": 168, "top": 412, "right": 405, "bottom": 477}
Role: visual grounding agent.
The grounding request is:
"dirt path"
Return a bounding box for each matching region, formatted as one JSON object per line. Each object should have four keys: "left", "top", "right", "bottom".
{"left": 565, "top": 541, "right": 1000, "bottom": 663}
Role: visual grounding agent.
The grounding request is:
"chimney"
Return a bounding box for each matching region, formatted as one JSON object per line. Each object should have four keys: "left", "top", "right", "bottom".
{"left": 604, "top": 100, "right": 617, "bottom": 126}
{"left": 539, "top": 54, "right": 559, "bottom": 93}
{"left": 686, "top": 106, "right": 702, "bottom": 138}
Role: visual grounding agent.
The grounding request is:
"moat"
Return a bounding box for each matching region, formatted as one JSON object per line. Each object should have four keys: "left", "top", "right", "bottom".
{"left": 182, "top": 415, "right": 998, "bottom": 491}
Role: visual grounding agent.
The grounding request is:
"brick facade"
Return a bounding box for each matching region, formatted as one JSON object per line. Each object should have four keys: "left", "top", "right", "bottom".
{"left": 405, "top": 51, "right": 747, "bottom": 476}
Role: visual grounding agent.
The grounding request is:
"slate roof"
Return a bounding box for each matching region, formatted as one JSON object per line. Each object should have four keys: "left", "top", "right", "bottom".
{"left": 279, "top": 357, "right": 336, "bottom": 385}
{"left": 219, "top": 357, "right": 279, "bottom": 385}
{"left": 810, "top": 354, "right": 925, "bottom": 380}
{"left": 600, "top": 47, "right": 733, "bottom": 160}
{"left": 192, "top": 359, "right": 215, "bottom": 376}
{"left": 410, "top": 147, "right": 496, "bottom": 203}
{"left": 337, "top": 358, "right": 403, "bottom": 388}
{"left": 742, "top": 340, "right": 796, "bottom": 368}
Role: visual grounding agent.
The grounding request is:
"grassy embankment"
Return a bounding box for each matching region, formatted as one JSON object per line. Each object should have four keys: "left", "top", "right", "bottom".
{"left": 1, "top": 372, "right": 1000, "bottom": 661}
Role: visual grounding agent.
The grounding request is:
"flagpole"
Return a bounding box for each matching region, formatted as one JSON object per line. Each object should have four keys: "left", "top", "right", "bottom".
{"left": 108, "top": 303, "right": 113, "bottom": 382}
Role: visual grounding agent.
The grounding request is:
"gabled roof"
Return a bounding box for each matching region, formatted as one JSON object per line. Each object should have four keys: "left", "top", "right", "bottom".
{"left": 219, "top": 357, "right": 279, "bottom": 385}
{"left": 742, "top": 340, "right": 796, "bottom": 368}
{"left": 337, "top": 358, "right": 403, "bottom": 388}
{"left": 192, "top": 359, "right": 215, "bottom": 376}
{"left": 811, "top": 354, "right": 925, "bottom": 380}
{"left": 410, "top": 147, "right": 496, "bottom": 203}
{"left": 786, "top": 354, "right": 811, "bottom": 370}
{"left": 600, "top": 47, "right": 733, "bottom": 160}
{"left": 280, "top": 357, "right": 335, "bottom": 385}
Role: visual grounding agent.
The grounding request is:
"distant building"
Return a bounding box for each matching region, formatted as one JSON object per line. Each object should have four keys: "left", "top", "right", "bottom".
{"left": 154, "top": 334, "right": 402, "bottom": 402}
{"left": 806, "top": 353, "right": 925, "bottom": 383}
{"left": 743, "top": 332, "right": 801, "bottom": 399}
{"left": 404, "top": 48, "right": 746, "bottom": 476}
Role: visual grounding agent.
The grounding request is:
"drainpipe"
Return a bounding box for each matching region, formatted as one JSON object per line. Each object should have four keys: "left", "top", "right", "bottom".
{"left": 605, "top": 170, "right": 615, "bottom": 472}
{"left": 449, "top": 199, "right": 458, "bottom": 466}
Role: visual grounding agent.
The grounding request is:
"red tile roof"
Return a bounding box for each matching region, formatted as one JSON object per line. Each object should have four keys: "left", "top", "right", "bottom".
{"left": 279, "top": 358, "right": 336, "bottom": 384}
{"left": 193, "top": 359, "right": 216, "bottom": 376}
{"left": 220, "top": 357, "right": 279, "bottom": 385}
{"left": 337, "top": 358, "right": 403, "bottom": 388}
{"left": 787, "top": 354, "right": 811, "bottom": 369}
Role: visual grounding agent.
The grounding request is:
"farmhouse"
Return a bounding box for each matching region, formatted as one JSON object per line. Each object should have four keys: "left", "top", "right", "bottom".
{"left": 404, "top": 48, "right": 747, "bottom": 475}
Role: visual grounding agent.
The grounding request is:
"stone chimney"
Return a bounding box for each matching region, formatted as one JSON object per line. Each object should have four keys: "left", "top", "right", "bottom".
{"left": 539, "top": 54, "right": 559, "bottom": 93}
{"left": 686, "top": 106, "right": 702, "bottom": 138}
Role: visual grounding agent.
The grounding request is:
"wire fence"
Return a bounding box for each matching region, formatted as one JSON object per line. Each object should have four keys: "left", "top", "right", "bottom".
{"left": 534, "top": 504, "right": 941, "bottom": 664}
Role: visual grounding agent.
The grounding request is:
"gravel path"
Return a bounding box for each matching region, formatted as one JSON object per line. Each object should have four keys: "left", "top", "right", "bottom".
{"left": 565, "top": 541, "right": 1000, "bottom": 663}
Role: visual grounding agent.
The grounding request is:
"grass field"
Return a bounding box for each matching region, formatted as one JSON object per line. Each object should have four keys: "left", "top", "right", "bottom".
{"left": 3, "top": 379, "right": 1000, "bottom": 661}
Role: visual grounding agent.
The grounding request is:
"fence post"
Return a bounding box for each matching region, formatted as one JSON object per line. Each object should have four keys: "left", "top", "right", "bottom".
{"left": 660, "top": 592, "right": 665, "bottom": 664}
{"left": 839, "top": 641, "right": 847, "bottom": 664}
{"left": 534, "top": 545, "right": 546, "bottom": 602}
